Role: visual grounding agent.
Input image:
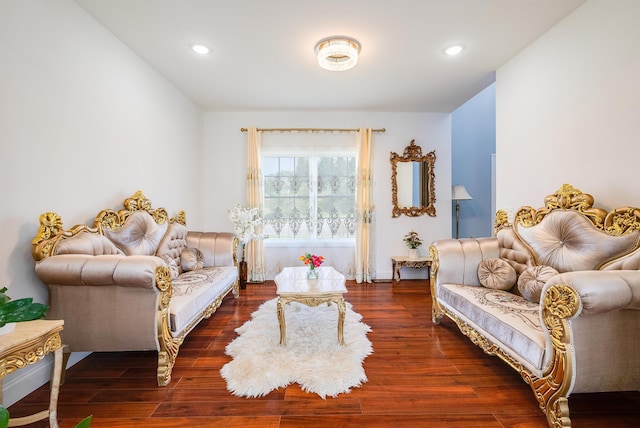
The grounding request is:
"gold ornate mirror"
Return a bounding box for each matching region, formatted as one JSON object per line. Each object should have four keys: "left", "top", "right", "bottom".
{"left": 390, "top": 139, "right": 436, "bottom": 217}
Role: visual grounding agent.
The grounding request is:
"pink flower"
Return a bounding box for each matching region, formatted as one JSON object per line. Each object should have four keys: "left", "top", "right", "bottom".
{"left": 300, "top": 253, "right": 324, "bottom": 268}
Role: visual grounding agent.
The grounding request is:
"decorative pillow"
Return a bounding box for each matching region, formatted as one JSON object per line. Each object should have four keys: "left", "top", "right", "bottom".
{"left": 477, "top": 258, "right": 517, "bottom": 290}
{"left": 181, "top": 247, "right": 204, "bottom": 272}
{"left": 161, "top": 255, "right": 180, "bottom": 279}
{"left": 517, "top": 265, "right": 560, "bottom": 303}
{"left": 104, "top": 211, "right": 168, "bottom": 256}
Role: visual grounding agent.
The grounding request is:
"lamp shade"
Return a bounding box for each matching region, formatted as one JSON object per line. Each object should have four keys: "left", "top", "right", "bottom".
{"left": 452, "top": 185, "right": 473, "bottom": 201}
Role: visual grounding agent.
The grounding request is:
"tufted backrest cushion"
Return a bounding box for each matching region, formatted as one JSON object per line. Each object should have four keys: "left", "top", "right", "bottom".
{"left": 54, "top": 231, "right": 123, "bottom": 256}
{"left": 497, "top": 227, "right": 534, "bottom": 275}
{"left": 156, "top": 222, "right": 188, "bottom": 271}
{"left": 104, "top": 211, "right": 169, "bottom": 256}
{"left": 515, "top": 210, "right": 640, "bottom": 273}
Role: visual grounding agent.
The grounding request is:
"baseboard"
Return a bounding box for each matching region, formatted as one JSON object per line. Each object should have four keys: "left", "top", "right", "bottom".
{"left": 2, "top": 351, "right": 90, "bottom": 407}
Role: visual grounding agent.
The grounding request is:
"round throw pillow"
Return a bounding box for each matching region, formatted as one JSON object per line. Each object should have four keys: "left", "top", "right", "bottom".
{"left": 477, "top": 258, "right": 517, "bottom": 290}
{"left": 181, "top": 247, "right": 204, "bottom": 272}
{"left": 517, "top": 265, "right": 560, "bottom": 303}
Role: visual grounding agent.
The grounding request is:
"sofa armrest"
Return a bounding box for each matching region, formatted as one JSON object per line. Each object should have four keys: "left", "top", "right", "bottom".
{"left": 430, "top": 237, "right": 500, "bottom": 288}
{"left": 186, "top": 231, "right": 237, "bottom": 267}
{"left": 543, "top": 270, "right": 640, "bottom": 317}
{"left": 539, "top": 270, "right": 640, "bottom": 396}
{"left": 35, "top": 254, "right": 165, "bottom": 289}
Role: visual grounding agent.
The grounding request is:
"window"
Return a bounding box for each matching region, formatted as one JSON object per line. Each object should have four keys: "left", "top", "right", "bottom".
{"left": 262, "top": 155, "right": 356, "bottom": 240}
{"left": 260, "top": 131, "right": 357, "bottom": 242}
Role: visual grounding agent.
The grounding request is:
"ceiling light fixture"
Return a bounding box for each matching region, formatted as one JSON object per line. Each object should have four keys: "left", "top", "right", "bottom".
{"left": 314, "top": 36, "right": 361, "bottom": 72}
{"left": 191, "top": 44, "right": 210, "bottom": 55}
{"left": 444, "top": 45, "right": 464, "bottom": 56}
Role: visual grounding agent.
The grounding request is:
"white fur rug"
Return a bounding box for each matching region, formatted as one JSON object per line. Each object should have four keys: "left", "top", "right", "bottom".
{"left": 220, "top": 298, "right": 373, "bottom": 399}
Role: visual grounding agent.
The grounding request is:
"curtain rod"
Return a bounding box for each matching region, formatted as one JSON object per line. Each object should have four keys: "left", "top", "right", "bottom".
{"left": 240, "top": 127, "right": 385, "bottom": 133}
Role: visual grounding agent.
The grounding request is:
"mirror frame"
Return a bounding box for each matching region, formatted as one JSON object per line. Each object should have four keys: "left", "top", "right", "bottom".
{"left": 390, "top": 139, "right": 436, "bottom": 217}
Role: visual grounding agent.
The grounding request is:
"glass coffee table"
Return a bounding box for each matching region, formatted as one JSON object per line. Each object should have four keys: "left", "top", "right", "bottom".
{"left": 274, "top": 266, "right": 348, "bottom": 346}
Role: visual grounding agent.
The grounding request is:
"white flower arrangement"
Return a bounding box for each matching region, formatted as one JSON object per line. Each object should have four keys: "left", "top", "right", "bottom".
{"left": 228, "top": 205, "right": 263, "bottom": 260}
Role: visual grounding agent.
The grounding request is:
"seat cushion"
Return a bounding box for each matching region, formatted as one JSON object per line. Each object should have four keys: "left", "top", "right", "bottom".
{"left": 438, "top": 283, "right": 546, "bottom": 374}
{"left": 169, "top": 266, "right": 237, "bottom": 333}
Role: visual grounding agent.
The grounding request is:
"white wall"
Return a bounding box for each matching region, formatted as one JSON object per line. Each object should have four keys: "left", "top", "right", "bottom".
{"left": 496, "top": 0, "right": 640, "bottom": 211}
{"left": 203, "top": 111, "right": 451, "bottom": 280}
{"left": 0, "top": 0, "right": 202, "bottom": 405}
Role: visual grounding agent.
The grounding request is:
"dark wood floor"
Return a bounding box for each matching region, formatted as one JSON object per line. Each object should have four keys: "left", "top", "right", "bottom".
{"left": 8, "top": 280, "right": 640, "bottom": 427}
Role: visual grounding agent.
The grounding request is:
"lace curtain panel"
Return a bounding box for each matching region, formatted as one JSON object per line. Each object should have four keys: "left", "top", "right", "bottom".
{"left": 245, "top": 128, "right": 374, "bottom": 282}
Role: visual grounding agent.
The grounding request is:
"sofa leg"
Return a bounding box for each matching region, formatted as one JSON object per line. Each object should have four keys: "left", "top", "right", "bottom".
{"left": 544, "top": 396, "right": 571, "bottom": 428}
{"left": 432, "top": 307, "right": 442, "bottom": 324}
{"left": 232, "top": 279, "right": 240, "bottom": 298}
{"left": 157, "top": 346, "right": 179, "bottom": 387}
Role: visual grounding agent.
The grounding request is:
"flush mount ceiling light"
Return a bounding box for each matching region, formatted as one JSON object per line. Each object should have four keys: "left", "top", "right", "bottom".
{"left": 444, "top": 44, "right": 464, "bottom": 56}
{"left": 314, "top": 36, "right": 361, "bottom": 71}
{"left": 191, "top": 44, "right": 210, "bottom": 55}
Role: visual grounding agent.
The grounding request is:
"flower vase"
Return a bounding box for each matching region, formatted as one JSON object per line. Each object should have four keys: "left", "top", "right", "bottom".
{"left": 307, "top": 266, "right": 318, "bottom": 279}
{"left": 408, "top": 248, "right": 419, "bottom": 259}
{"left": 238, "top": 260, "right": 247, "bottom": 290}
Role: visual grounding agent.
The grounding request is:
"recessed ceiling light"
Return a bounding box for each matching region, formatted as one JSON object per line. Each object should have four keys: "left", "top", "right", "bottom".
{"left": 191, "top": 44, "right": 210, "bottom": 55}
{"left": 444, "top": 45, "right": 464, "bottom": 56}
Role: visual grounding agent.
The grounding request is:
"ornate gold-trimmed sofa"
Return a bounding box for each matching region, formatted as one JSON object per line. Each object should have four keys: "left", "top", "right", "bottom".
{"left": 32, "top": 191, "right": 239, "bottom": 386}
{"left": 429, "top": 184, "right": 640, "bottom": 428}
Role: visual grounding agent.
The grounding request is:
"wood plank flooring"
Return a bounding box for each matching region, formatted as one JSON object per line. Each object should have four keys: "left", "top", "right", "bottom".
{"left": 8, "top": 280, "right": 640, "bottom": 427}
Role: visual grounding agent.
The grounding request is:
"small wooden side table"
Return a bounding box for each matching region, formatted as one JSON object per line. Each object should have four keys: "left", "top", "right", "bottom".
{"left": 391, "top": 256, "right": 432, "bottom": 283}
{"left": 0, "top": 319, "right": 64, "bottom": 428}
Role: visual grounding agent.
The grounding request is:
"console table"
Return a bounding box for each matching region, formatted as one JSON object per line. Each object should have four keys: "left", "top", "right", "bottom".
{"left": 0, "top": 319, "right": 64, "bottom": 428}
{"left": 391, "top": 256, "right": 432, "bottom": 283}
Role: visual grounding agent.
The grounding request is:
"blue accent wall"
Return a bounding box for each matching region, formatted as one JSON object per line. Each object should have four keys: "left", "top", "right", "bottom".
{"left": 451, "top": 83, "right": 496, "bottom": 238}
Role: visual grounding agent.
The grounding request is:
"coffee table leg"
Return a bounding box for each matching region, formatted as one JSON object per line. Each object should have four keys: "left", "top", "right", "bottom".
{"left": 337, "top": 297, "right": 346, "bottom": 347}
{"left": 277, "top": 298, "right": 286, "bottom": 345}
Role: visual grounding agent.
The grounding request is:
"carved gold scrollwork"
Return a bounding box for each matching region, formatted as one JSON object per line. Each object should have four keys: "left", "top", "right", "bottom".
{"left": 153, "top": 208, "right": 169, "bottom": 225}
{"left": 175, "top": 210, "right": 187, "bottom": 226}
{"left": 32, "top": 212, "right": 64, "bottom": 260}
{"left": 494, "top": 209, "right": 511, "bottom": 233}
{"left": 0, "top": 332, "right": 62, "bottom": 378}
{"left": 428, "top": 244, "right": 444, "bottom": 324}
{"left": 123, "top": 190, "right": 152, "bottom": 213}
{"left": 154, "top": 265, "right": 183, "bottom": 386}
{"left": 33, "top": 212, "right": 63, "bottom": 242}
{"left": 32, "top": 213, "right": 99, "bottom": 260}
{"left": 542, "top": 285, "right": 579, "bottom": 346}
{"left": 603, "top": 207, "right": 640, "bottom": 236}
{"left": 93, "top": 192, "right": 178, "bottom": 235}
{"left": 95, "top": 210, "right": 121, "bottom": 232}
{"left": 515, "top": 184, "right": 608, "bottom": 230}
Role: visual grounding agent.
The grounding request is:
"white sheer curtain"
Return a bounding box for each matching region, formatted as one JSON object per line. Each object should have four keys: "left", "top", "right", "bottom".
{"left": 246, "top": 128, "right": 265, "bottom": 282}
{"left": 260, "top": 130, "right": 357, "bottom": 279}
{"left": 355, "top": 128, "right": 375, "bottom": 283}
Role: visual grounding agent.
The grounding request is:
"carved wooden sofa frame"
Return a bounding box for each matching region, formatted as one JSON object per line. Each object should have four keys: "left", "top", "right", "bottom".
{"left": 430, "top": 184, "right": 640, "bottom": 427}
{"left": 32, "top": 191, "right": 239, "bottom": 386}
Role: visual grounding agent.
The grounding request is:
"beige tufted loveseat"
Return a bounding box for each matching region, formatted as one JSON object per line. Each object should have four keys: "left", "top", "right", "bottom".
{"left": 429, "top": 184, "right": 640, "bottom": 428}
{"left": 32, "top": 191, "right": 239, "bottom": 386}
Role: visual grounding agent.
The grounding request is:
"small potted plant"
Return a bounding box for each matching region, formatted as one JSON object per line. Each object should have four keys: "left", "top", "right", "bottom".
{"left": 403, "top": 231, "right": 422, "bottom": 259}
